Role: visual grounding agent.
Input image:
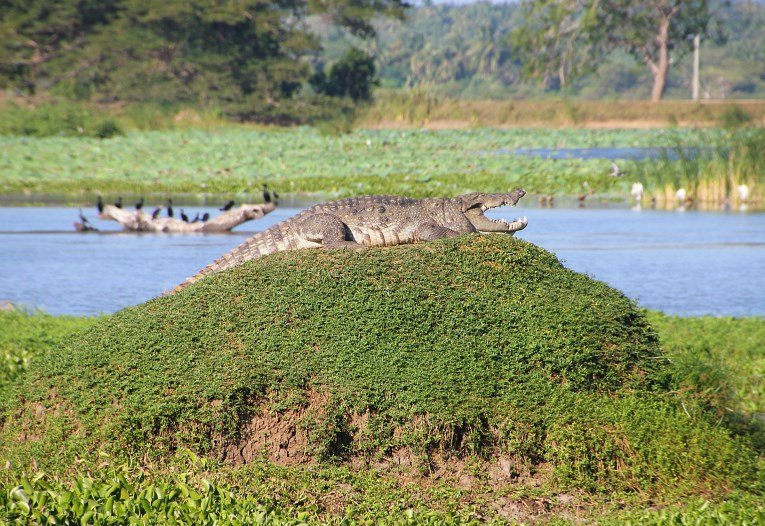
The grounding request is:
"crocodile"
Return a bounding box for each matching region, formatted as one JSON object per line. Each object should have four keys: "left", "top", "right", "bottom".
{"left": 172, "top": 189, "right": 528, "bottom": 292}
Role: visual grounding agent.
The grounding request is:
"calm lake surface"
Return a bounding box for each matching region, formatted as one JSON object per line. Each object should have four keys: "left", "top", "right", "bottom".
{"left": 1, "top": 203, "right": 763, "bottom": 317}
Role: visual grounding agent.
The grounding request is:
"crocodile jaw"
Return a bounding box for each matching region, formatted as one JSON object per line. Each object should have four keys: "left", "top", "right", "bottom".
{"left": 475, "top": 215, "right": 528, "bottom": 235}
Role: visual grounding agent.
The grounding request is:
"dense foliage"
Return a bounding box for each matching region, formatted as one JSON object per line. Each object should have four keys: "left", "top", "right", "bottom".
{"left": 0, "top": 0, "right": 406, "bottom": 122}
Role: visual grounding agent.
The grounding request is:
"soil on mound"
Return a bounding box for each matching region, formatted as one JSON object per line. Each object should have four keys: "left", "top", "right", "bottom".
{"left": 3, "top": 235, "right": 755, "bottom": 493}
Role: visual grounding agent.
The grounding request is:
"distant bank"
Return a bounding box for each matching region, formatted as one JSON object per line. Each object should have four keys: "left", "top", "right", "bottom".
{"left": 359, "top": 96, "right": 765, "bottom": 129}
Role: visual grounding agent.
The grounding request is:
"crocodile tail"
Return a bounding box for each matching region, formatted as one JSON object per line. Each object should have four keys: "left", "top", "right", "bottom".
{"left": 167, "top": 226, "right": 284, "bottom": 295}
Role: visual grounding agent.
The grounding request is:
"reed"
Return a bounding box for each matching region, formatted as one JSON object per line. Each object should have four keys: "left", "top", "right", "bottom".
{"left": 634, "top": 128, "right": 765, "bottom": 207}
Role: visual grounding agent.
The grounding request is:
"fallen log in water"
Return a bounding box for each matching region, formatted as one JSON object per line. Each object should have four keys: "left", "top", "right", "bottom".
{"left": 98, "top": 203, "right": 276, "bottom": 233}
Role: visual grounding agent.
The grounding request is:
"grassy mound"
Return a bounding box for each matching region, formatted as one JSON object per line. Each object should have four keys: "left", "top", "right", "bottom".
{"left": 1, "top": 236, "right": 759, "bottom": 496}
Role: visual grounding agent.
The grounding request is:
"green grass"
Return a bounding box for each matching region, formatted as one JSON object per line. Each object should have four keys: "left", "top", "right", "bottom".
{"left": 0, "top": 126, "right": 738, "bottom": 199}
{"left": 1, "top": 236, "right": 761, "bottom": 518}
{"left": 0, "top": 102, "right": 126, "bottom": 138}
{"left": 0, "top": 309, "right": 96, "bottom": 396}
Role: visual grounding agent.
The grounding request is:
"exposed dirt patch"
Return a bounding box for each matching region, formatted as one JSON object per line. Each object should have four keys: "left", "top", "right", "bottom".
{"left": 222, "top": 391, "right": 332, "bottom": 465}
{"left": 217, "top": 390, "right": 590, "bottom": 524}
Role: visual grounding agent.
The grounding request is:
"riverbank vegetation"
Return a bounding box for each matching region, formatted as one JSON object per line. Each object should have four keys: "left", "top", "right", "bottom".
{"left": 1, "top": 237, "right": 763, "bottom": 524}
{"left": 4, "top": 98, "right": 764, "bottom": 138}
{"left": 1, "top": 125, "right": 762, "bottom": 206}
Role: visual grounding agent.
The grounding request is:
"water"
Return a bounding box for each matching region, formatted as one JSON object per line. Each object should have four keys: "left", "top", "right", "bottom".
{"left": 1, "top": 204, "right": 763, "bottom": 317}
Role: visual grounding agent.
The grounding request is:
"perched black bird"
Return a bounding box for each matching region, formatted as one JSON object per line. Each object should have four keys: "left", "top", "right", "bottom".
{"left": 190, "top": 213, "right": 200, "bottom": 223}
{"left": 201, "top": 212, "right": 210, "bottom": 222}
{"left": 114, "top": 197, "right": 123, "bottom": 209}
{"left": 135, "top": 197, "right": 144, "bottom": 210}
{"left": 180, "top": 209, "right": 189, "bottom": 222}
{"left": 219, "top": 200, "right": 235, "bottom": 211}
{"left": 151, "top": 207, "right": 161, "bottom": 219}
{"left": 75, "top": 209, "right": 97, "bottom": 232}
{"left": 263, "top": 184, "right": 280, "bottom": 202}
{"left": 96, "top": 196, "right": 104, "bottom": 214}
{"left": 166, "top": 199, "right": 174, "bottom": 218}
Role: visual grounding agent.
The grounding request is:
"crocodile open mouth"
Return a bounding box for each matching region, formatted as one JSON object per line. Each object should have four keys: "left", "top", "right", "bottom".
{"left": 465, "top": 195, "right": 529, "bottom": 234}
{"left": 477, "top": 213, "right": 528, "bottom": 234}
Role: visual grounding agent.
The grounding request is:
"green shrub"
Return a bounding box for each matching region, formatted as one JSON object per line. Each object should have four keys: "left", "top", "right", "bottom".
{"left": 0, "top": 309, "right": 94, "bottom": 390}
{"left": 93, "top": 118, "right": 124, "bottom": 139}
{"left": 720, "top": 106, "right": 753, "bottom": 128}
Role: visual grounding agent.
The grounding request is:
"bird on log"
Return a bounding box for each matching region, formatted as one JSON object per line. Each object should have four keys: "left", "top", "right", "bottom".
{"left": 135, "top": 197, "right": 144, "bottom": 210}
{"left": 98, "top": 202, "right": 276, "bottom": 233}
{"left": 166, "top": 199, "right": 174, "bottom": 218}
{"left": 220, "top": 200, "right": 235, "bottom": 211}
{"left": 151, "top": 207, "right": 162, "bottom": 219}
{"left": 180, "top": 210, "right": 189, "bottom": 222}
{"left": 96, "top": 196, "right": 104, "bottom": 214}
{"left": 114, "top": 197, "right": 123, "bottom": 209}
{"left": 74, "top": 209, "right": 98, "bottom": 232}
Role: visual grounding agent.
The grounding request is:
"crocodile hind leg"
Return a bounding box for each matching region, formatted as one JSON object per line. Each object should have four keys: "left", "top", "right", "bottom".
{"left": 295, "top": 213, "right": 364, "bottom": 249}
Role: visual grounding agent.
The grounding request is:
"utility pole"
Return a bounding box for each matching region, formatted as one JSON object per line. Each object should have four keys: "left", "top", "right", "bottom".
{"left": 692, "top": 34, "right": 700, "bottom": 101}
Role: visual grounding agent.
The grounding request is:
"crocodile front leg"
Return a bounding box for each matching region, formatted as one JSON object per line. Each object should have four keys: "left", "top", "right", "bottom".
{"left": 412, "top": 222, "right": 462, "bottom": 242}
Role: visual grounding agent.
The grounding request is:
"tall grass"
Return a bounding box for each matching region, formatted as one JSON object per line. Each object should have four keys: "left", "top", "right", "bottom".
{"left": 633, "top": 128, "right": 765, "bottom": 206}
{"left": 0, "top": 103, "right": 125, "bottom": 138}
{"left": 359, "top": 93, "right": 765, "bottom": 129}
{"left": 0, "top": 100, "right": 236, "bottom": 137}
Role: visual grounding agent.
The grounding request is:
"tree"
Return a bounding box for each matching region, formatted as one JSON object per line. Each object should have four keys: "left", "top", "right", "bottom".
{"left": 312, "top": 48, "right": 378, "bottom": 101}
{"left": 0, "top": 0, "right": 408, "bottom": 120}
{"left": 510, "top": 0, "right": 717, "bottom": 101}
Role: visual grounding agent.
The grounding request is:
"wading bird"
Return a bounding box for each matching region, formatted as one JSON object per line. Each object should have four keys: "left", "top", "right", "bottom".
{"left": 738, "top": 184, "right": 750, "bottom": 202}
{"left": 610, "top": 162, "right": 628, "bottom": 177}
{"left": 631, "top": 182, "right": 644, "bottom": 204}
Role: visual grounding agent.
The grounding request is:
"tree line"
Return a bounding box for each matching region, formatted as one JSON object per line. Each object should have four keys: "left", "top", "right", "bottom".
{"left": 327, "top": 0, "right": 765, "bottom": 101}
{"left": 2, "top": 0, "right": 764, "bottom": 123}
